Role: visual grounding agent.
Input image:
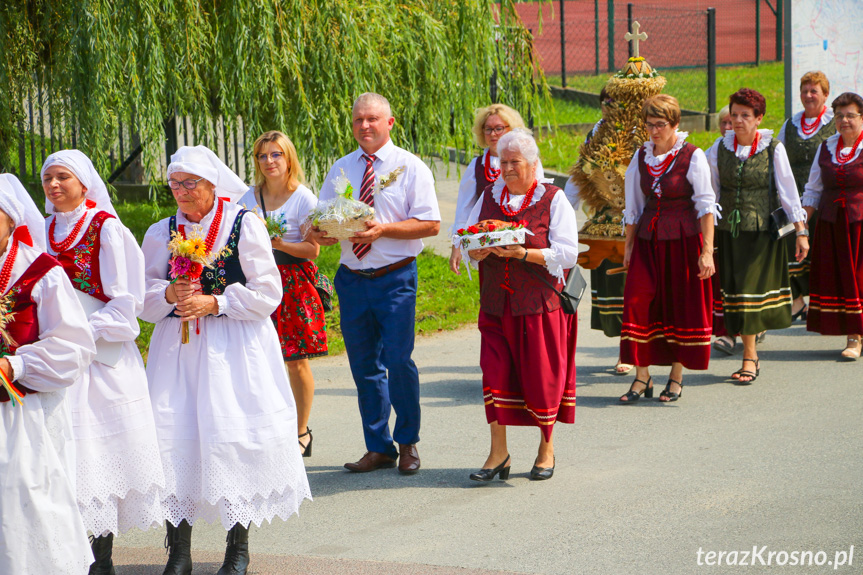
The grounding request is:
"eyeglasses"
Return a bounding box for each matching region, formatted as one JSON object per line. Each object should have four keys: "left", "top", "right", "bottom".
{"left": 484, "top": 125, "right": 509, "bottom": 135}
{"left": 836, "top": 113, "right": 862, "bottom": 121}
{"left": 256, "top": 151, "right": 285, "bottom": 162}
{"left": 168, "top": 177, "right": 206, "bottom": 191}
{"left": 645, "top": 121, "right": 670, "bottom": 131}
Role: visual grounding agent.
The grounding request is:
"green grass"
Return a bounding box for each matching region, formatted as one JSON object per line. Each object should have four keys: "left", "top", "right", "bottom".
{"left": 535, "top": 97, "right": 602, "bottom": 126}
{"left": 117, "top": 201, "right": 479, "bottom": 359}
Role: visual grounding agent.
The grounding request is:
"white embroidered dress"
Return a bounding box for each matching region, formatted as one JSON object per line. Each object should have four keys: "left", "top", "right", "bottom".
{"left": 0, "top": 241, "right": 95, "bottom": 575}
{"left": 141, "top": 199, "right": 311, "bottom": 529}
{"left": 46, "top": 202, "right": 166, "bottom": 536}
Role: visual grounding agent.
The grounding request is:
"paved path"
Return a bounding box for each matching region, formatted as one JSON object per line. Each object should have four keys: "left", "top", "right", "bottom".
{"left": 114, "top": 161, "right": 863, "bottom": 574}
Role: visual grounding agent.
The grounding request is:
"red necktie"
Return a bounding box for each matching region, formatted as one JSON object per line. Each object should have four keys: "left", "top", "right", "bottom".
{"left": 352, "top": 154, "right": 377, "bottom": 260}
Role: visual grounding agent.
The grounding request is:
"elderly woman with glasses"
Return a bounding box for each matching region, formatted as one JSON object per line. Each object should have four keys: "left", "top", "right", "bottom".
{"left": 618, "top": 94, "right": 718, "bottom": 404}
{"left": 707, "top": 88, "right": 809, "bottom": 384}
{"left": 465, "top": 128, "right": 579, "bottom": 482}
{"left": 802, "top": 92, "right": 863, "bottom": 359}
{"left": 449, "top": 104, "right": 544, "bottom": 274}
{"left": 141, "top": 145, "right": 310, "bottom": 575}
{"left": 240, "top": 131, "right": 326, "bottom": 459}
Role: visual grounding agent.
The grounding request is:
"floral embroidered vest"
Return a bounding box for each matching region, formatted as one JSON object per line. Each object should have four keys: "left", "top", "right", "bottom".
{"left": 636, "top": 143, "right": 700, "bottom": 241}
{"left": 0, "top": 254, "right": 61, "bottom": 402}
{"left": 55, "top": 211, "right": 115, "bottom": 303}
{"left": 784, "top": 117, "right": 835, "bottom": 194}
{"left": 816, "top": 142, "right": 863, "bottom": 224}
{"left": 473, "top": 154, "right": 497, "bottom": 200}
{"left": 478, "top": 184, "right": 563, "bottom": 317}
{"left": 167, "top": 210, "right": 247, "bottom": 309}
{"left": 717, "top": 140, "right": 777, "bottom": 233}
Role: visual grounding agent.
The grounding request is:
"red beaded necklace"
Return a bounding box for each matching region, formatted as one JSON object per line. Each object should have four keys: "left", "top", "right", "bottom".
{"left": 48, "top": 199, "right": 96, "bottom": 254}
{"left": 734, "top": 132, "right": 761, "bottom": 159}
{"left": 0, "top": 239, "right": 19, "bottom": 294}
{"left": 483, "top": 150, "right": 501, "bottom": 182}
{"left": 179, "top": 197, "right": 224, "bottom": 253}
{"left": 801, "top": 106, "right": 827, "bottom": 136}
{"left": 834, "top": 131, "right": 863, "bottom": 165}
{"left": 499, "top": 180, "right": 537, "bottom": 218}
{"left": 645, "top": 147, "right": 679, "bottom": 178}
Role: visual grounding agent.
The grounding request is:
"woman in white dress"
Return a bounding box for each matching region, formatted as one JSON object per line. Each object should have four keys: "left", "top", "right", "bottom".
{"left": 41, "top": 149, "right": 166, "bottom": 574}
{"left": 141, "top": 145, "right": 311, "bottom": 575}
{"left": 240, "top": 131, "right": 327, "bottom": 459}
{"left": 0, "top": 173, "right": 95, "bottom": 575}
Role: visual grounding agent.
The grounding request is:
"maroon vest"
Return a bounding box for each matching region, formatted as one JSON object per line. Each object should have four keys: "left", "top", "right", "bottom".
{"left": 0, "top": 253, "right": 61, "bottom": 402}
{"left": 478, "top": 184, "right": 565, "bottom": 317}
{"left": 816, "top": 142, "right": 863, "bottom": 224}
{"left": 474, "top": 153, "right": 498, "bottom": 200}
{"left": 636, "top": 143, "right": 701, "bottom": 240}
{"left": 55, "top": 211, "right": 115, "bottom": 303}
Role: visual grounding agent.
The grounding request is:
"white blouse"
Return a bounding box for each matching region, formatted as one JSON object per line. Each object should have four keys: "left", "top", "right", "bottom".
{"left": 240, "top": 184, "right": 317, "bottom": 243}
{"left": 777, "top": 108, "right": 835, "bottom": 142}
{"left": 623, "top": 131, "right": 718, "bottom": 225}
{"left": 450, "top": 150, "right": 546, "bottom": 236}
{"left": 464, "top": 178, "right": 580, "bottom": 281}
{"left": 706, "top": 129, "right": 807, "bottom": 223}
{"left": 801, "top": 132, "right": 863, "bottom": 208}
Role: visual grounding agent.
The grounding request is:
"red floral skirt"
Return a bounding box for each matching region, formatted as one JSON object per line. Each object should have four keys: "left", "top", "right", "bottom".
{"left": 478, "top": 305, "right": 576, "bottom": 442}
{"left": 272, "top": 262, "right": 328, "bottom": 361}
{"left": 807, "top": 215, "right": 863, "bottom": 335}
{"left": 620, "top": 234, "right": 713, "bottom": 370}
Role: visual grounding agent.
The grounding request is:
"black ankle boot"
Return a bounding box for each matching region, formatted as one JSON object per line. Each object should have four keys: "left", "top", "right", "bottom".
{"left": 88, "top": 533, "right": 116, "bottom": 575}
{"left": 216, "top": 522, "right": 250, "bottom": 575}
{"left": 162, "top": 520, "right": 193, "bottom": 575}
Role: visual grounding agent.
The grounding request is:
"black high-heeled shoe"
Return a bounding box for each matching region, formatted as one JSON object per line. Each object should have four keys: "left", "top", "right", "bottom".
{"left": 529, "top": 456, "right": 555, "bottom": 481}
{"left": 659, "top": 378, "right": 683, "bottom": 402}
{"left": 469, "top": 454, "right": 511, "bottom": 482}
{"left": 791, "top": 304, "right": 809, "bottom": 322}
{"left": 619, "top": 377, "right": 653, "bottom": 403}
{"left": 299, "top": 428, "right": 312, "bottom": 458}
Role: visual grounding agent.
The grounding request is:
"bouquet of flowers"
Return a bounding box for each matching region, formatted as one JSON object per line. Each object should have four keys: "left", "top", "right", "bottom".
{"left": 0, "top": 294, "right": 24, "bottom": 406}
{"left": 304, "top": 168, "right": 376, "bottom": 240}
{"left": 167, "top": 227, "right": 231, "bottom": 343}
{"left": 455, "top": 219, "right": 530, "bottom": 251}
{"left": 264, "top": 213, "right": 289, "bottom": 239}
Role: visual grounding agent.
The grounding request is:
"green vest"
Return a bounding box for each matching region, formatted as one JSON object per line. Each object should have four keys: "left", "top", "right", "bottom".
{"left": 717, "top": 140, "right": 777, "bottom": 234}
{"left": 783, "top": 116, "right": 835, "bottom": 194}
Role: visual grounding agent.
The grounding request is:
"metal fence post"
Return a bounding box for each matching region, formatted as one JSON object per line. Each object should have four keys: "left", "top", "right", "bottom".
{"left": 775, "top": 0, "right": 783, "bottom": 61}
{"left": 607, "top": 0, "right": 615, "bottom": 72}
{"left": 627, "top": 3, "right": 634, "bottom": 58}
{"left": 560, "top": 0, "right": 566, "bottom": 87}
{"left": 164, "top": 115, "right": 178, "bottom": 164}
{"left": 755, "top": 0, "right": 761, "bottom": 65}
{"left": 594, "top": 0, "right": 600, "bottom": 75}
{"left": 707, "top": 8, "right": 717, "bottom": 130}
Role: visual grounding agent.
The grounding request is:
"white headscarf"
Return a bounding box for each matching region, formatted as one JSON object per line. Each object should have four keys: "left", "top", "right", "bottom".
{"left": 40, "top": 149, "right": 119, "bottom": 218}
{"left": 0, "top": 174, "right": 48, "bottom": 252}
{"left": 167, "top": 145, "right": 249, "bottom": 203}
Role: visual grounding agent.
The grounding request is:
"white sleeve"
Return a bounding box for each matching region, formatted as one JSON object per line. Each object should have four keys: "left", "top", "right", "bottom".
{"left": 404, "top": 161, "right": 441, "bottom": 222}
{"left": 801, "top": 148, "right": 824, "bottom": 209}
{"left": 450, "top": 157, "right": 480, "bottom": 236}
{"left": 465, "top": 193, "right": 484, "bottom": 228}
{"left": 8, "top": 267, "right": 95, "bottom": 390}
{"left": 773, "top": 143, "right": 807, "bottom": 222}
{"left": 777, "top": 120, "right": 788, "bottom": 144}
{"left": 563, "top": 178, "right": 581, "bottom": 210}
{"left": 214, "top": 213, "right": 282, "bottom": 320}
{"left": 706, "top": 139, "right": 722, "bottom": 203}
{"left": 140, "top": 220, "right": 175, "bottom": 324}
{"left": 89, "top": 219, "right": 145, "bottom": 342}
{"left": 540, "top": 191, "right": 581, "bottom": 281}
{"left": 623, "top": 151, "right": 645, "bottom": 224}
{"left": 687, "top": 148, "right": 720, "bottom": 221}
{"left": 294, "top": 190, "right": 318, "bottom": 226}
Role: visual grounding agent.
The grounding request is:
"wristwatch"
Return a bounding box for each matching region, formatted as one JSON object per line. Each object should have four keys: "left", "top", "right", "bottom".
{"left": 796, "top": 229, "right": 810, "bottom": 237}
{"left": 520, "top": 249, "right": 529, "bottom": 261}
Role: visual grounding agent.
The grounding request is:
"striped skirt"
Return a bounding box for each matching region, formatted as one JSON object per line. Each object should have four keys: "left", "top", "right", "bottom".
{"left": 807, "top": 215, "right": 863, "bottom": 335}
{"left": 717, "top": 230, "right": 792, "bottom": 336}
{"left": 590, "top": 259, "right": 625, "bottom": 338}
{"left": 620, "top": 234, "right": 713, "bottom": 370}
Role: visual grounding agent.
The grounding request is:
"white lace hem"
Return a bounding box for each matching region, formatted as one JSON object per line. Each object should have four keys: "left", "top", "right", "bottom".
{"left": 80, "top": 485, "right": 165, "bottom": 537}
{"left": 75, "top": 437, "right": 165, "bottom": 508}
{"left": 696, "top": 203, "right": 722, "bottom": 221}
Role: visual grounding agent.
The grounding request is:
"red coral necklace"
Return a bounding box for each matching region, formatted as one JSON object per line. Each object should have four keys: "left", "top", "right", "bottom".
{"left": 49, "top": 199, "right": 96, "bottom": 253}
{"left": 0, "top": 239, "right": 18, "bottom": 294}
{"left": 500, "top": 180, "right": 537, "bottom": 217}
{"left": 179, "top": 198, "right": 224, "bottom": 253}
{"left": 484, "top": 150, "right": 501, "bottom": 182}
{"left": 801, "top": 107, "right": 827, "bottom": 136}
{"left": 835, "top": 131, "right": 863, "bottom": 165}
{"left": 734, "top": 132, "right": 761, "bottom": 159}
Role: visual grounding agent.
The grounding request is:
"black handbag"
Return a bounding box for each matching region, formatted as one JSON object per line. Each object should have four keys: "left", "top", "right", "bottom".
{"left": 766, "top": 143, "right": 796, "bottom": 239}
{"left": 522, "top": 262, "right": 587, "bottom": 315}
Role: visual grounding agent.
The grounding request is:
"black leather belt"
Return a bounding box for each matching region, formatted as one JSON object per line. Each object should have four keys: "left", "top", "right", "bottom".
{"left": 343, "top": 256, "right": 416, "bottom": 279}
{"left": 273, "top": 250, "right": 308, "bottom": 265}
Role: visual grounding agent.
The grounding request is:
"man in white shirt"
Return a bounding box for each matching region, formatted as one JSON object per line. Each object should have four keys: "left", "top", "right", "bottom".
{"left": 311, "top": 93, "right": 440, "bottom": 474}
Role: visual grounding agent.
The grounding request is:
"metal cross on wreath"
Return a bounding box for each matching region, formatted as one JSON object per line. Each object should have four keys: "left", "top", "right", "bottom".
{"left": 624, "top": 21, "right": 648, "bottom": 58}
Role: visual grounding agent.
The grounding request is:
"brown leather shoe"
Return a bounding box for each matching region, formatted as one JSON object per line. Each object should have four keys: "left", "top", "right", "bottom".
{"left": 344, "top": 451, "right": 397, "bottom": 473}
{"left": 398, "top": 444, "right": 420, "bottom": 475}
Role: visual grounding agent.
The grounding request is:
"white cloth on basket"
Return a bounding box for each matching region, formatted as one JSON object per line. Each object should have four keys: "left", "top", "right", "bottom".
{"left": 141, "top": 200, "right": 311, "bottom": 529}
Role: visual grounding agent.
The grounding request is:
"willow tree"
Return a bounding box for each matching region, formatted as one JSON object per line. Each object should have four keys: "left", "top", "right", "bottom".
{"left": 0, "top": 0, "right": 548, "bottom": 186}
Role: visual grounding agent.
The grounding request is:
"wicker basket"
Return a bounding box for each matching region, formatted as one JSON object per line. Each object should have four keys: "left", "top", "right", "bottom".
{"left": 318, "top": 217, "right": 371, "bottom": 240}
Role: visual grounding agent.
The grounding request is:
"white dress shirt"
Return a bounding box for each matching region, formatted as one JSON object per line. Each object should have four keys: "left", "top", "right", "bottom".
{"left": 801, "top": 132, "right": 863, "bottom": 207}
{"left": 319, "top": 140, "right": 441, "bottom": 270}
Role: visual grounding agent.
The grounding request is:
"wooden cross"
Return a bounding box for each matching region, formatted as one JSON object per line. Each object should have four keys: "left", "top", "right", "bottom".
{"left": 624, "top": 21, "right": 648, "bottom": 58}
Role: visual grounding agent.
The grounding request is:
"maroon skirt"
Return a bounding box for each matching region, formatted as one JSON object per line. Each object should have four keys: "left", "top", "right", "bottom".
{"left": 620, "top": 234, "right": 713, "bottom": 369}
{"left": 807, "top": 215, "right": 863, "bottom": 335}
{"left": 711, "top": 248, "right": 728, "bottom": 337}
{"left": 478, "top": 305, "right": 576, "bottom": 442}
{"left": 272, "top": 262, "right": 328, "bottom": 361}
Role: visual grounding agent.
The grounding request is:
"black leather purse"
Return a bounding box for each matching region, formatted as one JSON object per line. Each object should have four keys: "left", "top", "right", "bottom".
{"left": 522, "top": 262, "right": 587, "bottom": 315}
{"left": 767, "top": 143, "right": 796, "bottom": 239}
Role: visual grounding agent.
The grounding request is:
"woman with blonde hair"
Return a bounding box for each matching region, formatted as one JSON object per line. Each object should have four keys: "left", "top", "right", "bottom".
{"left": 240, "top": 131, "right": 326, "bottom": 458}
{"left": 449, "top": 104, "right": 544, "bottom": 273}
